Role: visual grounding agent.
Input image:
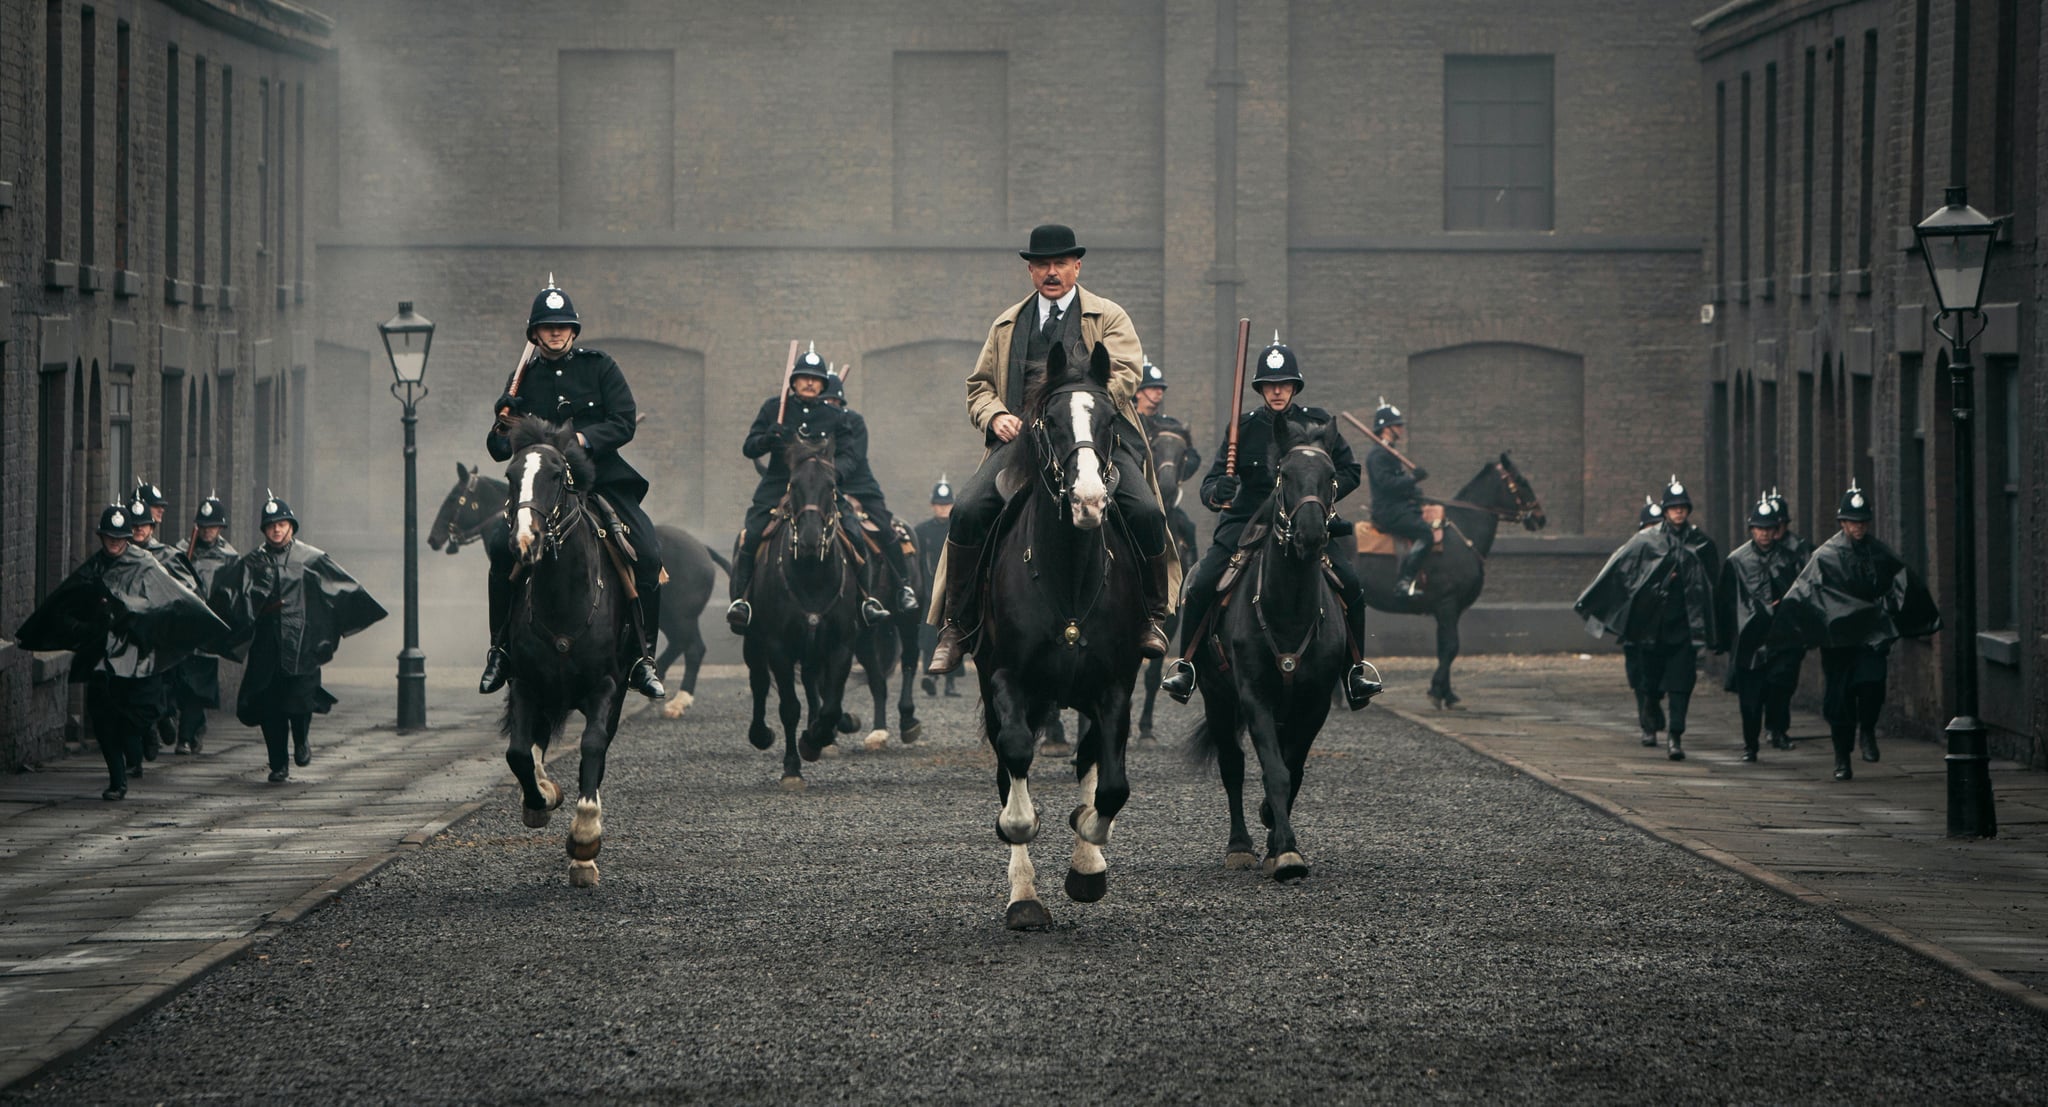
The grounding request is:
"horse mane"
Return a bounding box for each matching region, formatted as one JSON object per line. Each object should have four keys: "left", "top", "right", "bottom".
{"left": 508, "top": 416, "right": 597, "bottom": 491}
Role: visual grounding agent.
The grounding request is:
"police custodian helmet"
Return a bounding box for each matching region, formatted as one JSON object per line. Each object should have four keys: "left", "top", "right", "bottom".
{"left": 791, "top": 343, "right": 830, "bottom": 383}
{"left": 1660, "top": 475, "right": 1693, "bottom": 510}
{"left": 930, "top": 475, "right": 954, "bottom": 506}
{"left": 97, "top": 503, "right": 136, "bottom": 538}
{"left": 260, "top": 491, "right": 299, "bottom": 529}
{"left": 1836, "top": 481, "right": 1873, "bottom": 522}
{"left": 526, "top": 274, "right": 581, "bottom": 338}
{"left": 134, "top": 479, "right": 169, "bottom": 510}
{"left": 1748, "top": 492, "right": 1784, "bottom": 529}
{"left": 1252, "top": 332, "right": 1305, "bottom": 391}
{"left": 195, "top": 493, "right": 228, "bottom": 527}
{"left": 1637, "top": 496, "right": 1662, "bottom": 530}
{"left": 1372, "top": 396, "right": 1405, "bottom": 432}
{"left": 1139, "top": 360, "right": 1167, "bottom": 390}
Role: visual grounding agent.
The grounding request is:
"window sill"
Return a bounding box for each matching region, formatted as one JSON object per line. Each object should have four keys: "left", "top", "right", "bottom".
{"left": 218, "top": 285, "right": 238, "bottom": 311}
{"left": 1978, "top": 631, "right": 2020, "bottom": 668}
{"left": 276, "top": 284, "right": 293, "bottom": 310}
{"left": 1847, "top": 269, "right": 1871, "bottom": 296}
{"left": 193, "top": 284, "right": 213, "bottom": 309}
{"left": 114, "top": 270, "right": 143, "bottom": 298}
{"left": 1791, "top": 272, "right": 1812, "bottom": 298}
{"left": 1758, "top": 276, "right": 1776, "bottom": 301}
{"left": 77, "top": 266, "right": 103, "bottom": 294}
{"left": 42, "top": 260, "right": 77, "bottom": 289}
{"left": 0, "top": 180, "right": 14, "bottom": 209}
{"left": 165, "top": 278, "right": 192, "bottom": 305}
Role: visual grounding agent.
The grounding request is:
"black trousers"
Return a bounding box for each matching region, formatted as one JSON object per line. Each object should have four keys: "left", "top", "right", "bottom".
{"left": 1733, "top": 648, "right": 1803, "bottom": 747}
{"left": 733, "top": 492, "right": 914, "bottom": 600}
{"left": 1177, "top": 539, "right": 1365, "bottom": 655}
{"left": 1632, "top": 643, "right": 1698, "bottom": 735}
{"left": 1820, "top": 646, "right": 1886, "bottom": 738}
{"left": 947, "top": 433, "right": 1167, "bottom": 558}
{"left": 86, "top": 672, "right": 161, "bottom": 789}
{"left": 170, "top": 656, "right": 220, "bottom": 745}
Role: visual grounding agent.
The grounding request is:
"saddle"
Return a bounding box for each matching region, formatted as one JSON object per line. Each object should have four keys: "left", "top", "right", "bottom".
{"left": 1354, "top": 503, "right": 1445, "bottom": 557}
{"left": 589, "top": 496, "right": 642, "bottom": 600}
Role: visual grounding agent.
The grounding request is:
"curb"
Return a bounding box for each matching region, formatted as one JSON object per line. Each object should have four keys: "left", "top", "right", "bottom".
{"left": 1383, "top": 703, "right": 2048, "bottom": 1019}
{"left": 0, "top": 800, "right": 489, "bottom": 1093}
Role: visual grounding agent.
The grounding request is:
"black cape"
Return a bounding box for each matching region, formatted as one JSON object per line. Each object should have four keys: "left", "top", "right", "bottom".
{"left": 1574, "top": 522, "right": 1717, "bottom": 647}
{"left": 1716, "top": 539, "right": 1805, "bottom": 676}
{"left": 209, "top": 540, "right": 387, "bottom": 672}
{"left": 14, "top": 546, "right": 229, "bottom": 675}
{"left": 1775, "top": 531, "right": 1940, "bottom": 650}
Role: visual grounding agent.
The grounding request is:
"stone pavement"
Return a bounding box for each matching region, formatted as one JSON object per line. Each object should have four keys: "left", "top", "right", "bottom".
{"left": 0, "top": 666, "right": 510, "bottom": 1089}
{"left": 1370, "top": 653, "right": 2048, "bottom": 1013}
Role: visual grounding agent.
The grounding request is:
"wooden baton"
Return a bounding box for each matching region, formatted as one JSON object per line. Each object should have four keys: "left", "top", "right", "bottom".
{"left": 774, "top": 339, "right": 801, "bottom": 424}
{"left": 1224, "top": 318, "right": 1251, "bottom": 476}
{"left": 1340, "top": 410, "right": 1421, "bottom": 471}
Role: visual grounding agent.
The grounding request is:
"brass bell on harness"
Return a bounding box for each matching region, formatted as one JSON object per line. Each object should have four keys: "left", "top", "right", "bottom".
{"left": 1062, "top": 620, "right": 1081, "bottom": 647}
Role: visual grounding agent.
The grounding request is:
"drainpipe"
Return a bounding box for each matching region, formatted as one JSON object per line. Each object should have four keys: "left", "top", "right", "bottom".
{"left": 1208, "top": 0, "right": 1245, "bottom": 439}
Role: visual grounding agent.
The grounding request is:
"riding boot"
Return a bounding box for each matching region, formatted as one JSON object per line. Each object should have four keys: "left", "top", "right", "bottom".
{"left": 880, "top": 534, "right": 920, "bottom": 614}
{"left": 726, "top": 532, "right": 758, "bottom": 633}
{"left": 1160, "top": 580, "right": 1217, "bottom": 703}
{"left": 1859, "top": 729, "right": 1880, "bottom": 763}
{"left": 480, "top": 570, "right": 513, "bottom": 694}
{"left": 860, "top": 595, "right": 890, "bottom": 626}
{"left": 628, "top": 587, "right": 667, "bottom": 700}
{"left": 1139, "top": 548, "right": 1172, "bottom": 660}
{"left": 1394, "top": 538, "right": 1431, "bottom": 597}
{"left": 925, "top": 540, "right": 984, "bottom": 675}
{"left": 1340, "top": 602, "right": 1382, "bottom": 711}
{"left": 1831, "top": 727, "right": 1855, "bottom": 781}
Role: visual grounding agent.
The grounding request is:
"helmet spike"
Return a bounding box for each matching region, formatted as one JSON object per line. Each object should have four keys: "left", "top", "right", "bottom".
{"left": 546, "top": 272, "right": 558, "bottom": 289}
{"left": 807, "top": 340, "right": 816, "bottom": 356}
{"left": 1272, "top": 330, "right": 1281, "bottom": 346}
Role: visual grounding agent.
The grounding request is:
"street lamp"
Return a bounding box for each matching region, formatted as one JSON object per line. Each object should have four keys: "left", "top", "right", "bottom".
{"left": 1913, "top": 185, "right": 1997, "bottom": 839}
{"left": 380, "top": 301, "right": 435, "bottom": 731}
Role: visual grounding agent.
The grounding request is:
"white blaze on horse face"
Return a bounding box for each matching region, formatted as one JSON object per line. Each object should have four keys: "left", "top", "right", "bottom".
{"left": 513, "top": 452, "right": 542, "bottom": 557}
{"left": 1067, "top": 392, "right": 1108, "bottom": 528}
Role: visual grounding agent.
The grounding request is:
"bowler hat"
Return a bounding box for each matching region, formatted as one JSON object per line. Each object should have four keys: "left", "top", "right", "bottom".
{"left": 1019, "top": 224, "right": 1086, "bottom": 261}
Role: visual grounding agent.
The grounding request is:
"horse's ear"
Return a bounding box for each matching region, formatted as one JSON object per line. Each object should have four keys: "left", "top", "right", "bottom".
{"left": 1499, "top": 451, "right": 1513, "bottom": 465}
{"left": 1046, "top": 342, "right": 1069, "bottom": 381}
{"left": 1088, "top": 342, "right": 1112, "bottom": 390}
{"left": 456, "top": 461, "right": 469, "bottom": 481}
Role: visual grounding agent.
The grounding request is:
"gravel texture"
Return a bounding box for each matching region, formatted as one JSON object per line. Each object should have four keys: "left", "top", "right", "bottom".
{"left": 7, "top": 672, "right": 2046, "bottom": 1104}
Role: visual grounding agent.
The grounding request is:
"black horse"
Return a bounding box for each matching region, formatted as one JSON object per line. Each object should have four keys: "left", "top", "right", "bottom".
{"left": 1137, "top": 423, "right": 1199, "bottom": 742}
{"left": 975, "top": 343, "right": 1148, "bottom": 930}
{"left": 838, "top": 518, "right": 926, "bottom": 749}
{"left": 1349, "top": 453, "right": 1547, "bottom": 709}
{"left": 430, "top": 461, "right": 730, "bottom": 716}
{"left": 1187, "top": 420, "right": 1352, "bottom": 881}
{"left": 498, "top": 418, "right": 632, "bottom": 887}
{"left": 742, "top": 432, "right": 863, "bottom": 789}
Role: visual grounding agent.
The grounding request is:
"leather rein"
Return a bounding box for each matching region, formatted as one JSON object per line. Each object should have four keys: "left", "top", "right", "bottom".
{"left": 444, "top": 470, "right": 508, "bottom": 549}
{"left": 1253, "top": 445, "right": 1337, "bottom": 686}
{"left": 508, "top": 446, "right": 604, "bottom": 654}
{"left": 773, "top": 454, "right": 854, "bottom": 624}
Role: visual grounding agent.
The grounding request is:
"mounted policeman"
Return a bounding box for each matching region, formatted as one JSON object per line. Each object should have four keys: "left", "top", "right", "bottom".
{"left": 480, "top": 276, "right": 665, "bottom": 700}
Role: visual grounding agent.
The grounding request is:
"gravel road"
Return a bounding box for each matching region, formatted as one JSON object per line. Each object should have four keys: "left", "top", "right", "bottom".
{"left": 7, "top": 671, "right": 2045, "bottom": 1104}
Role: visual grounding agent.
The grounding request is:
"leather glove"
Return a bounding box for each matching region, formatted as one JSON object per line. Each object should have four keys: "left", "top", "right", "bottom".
{"left": 1212, "top": 475, "right": 1242, "bottom": 505}
{"left": 1411, "top": 467, "right": 1429, "bottom": 482}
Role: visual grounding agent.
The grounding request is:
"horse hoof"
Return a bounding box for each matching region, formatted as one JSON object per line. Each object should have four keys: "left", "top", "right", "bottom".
{"left": 661, "top": 690, "right": 695, "bottom": 719}
{"left": 1270, "top": 852, "right": 1310, "bottom": 882}
{"left": 1136, "top": 728, "right": 1157, "bottom": 745}
{"left": 537, "top": 778, "right": 564, "bottom": 810}
{"left": 568, "top": 860, "right": 600, "bottom": 888}
{"left": 747, "top": 724, "right": 776, "bottom": 751}
{"left": 798, "top": 739, "right": 822, "bottom": 763}
{"left": 1004, "top": 899, "right": 1053, "bottom": 931}
{"left": 899, "top": 719, "right": 923, "bottom": 745}
{"left": 1039, "top": 740, "right": 1072, "bottom": 759}
{"left": 522, "top": 805, "right": 553, "bottom": 829}
{"left": 778, "top": 775, "right": 807, "bottom": 792}
{"left": 1064, "top": 868, "right": 1108, "bottom": 904}
{"left": 863, "top": 729, "right": 889, "bottom": 751}
{"left": 836, "top": 714, "right": 861, "bottom": 735}
{"left": 1224, "top": 850, "right": 1259, "bottom": 871}
{"left": 820, "top": 743, "right": 844, "bottom": 759}
{"left": 1430, "top": 696, "right": 1446, "bottom": 710}
{"left": 1261, "top": 855, "right": 1278, "bottom": 876}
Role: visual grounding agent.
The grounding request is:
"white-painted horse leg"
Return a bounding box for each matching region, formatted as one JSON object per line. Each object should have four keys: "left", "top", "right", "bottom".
{"left": 998, "top": 775, "right": 1039, "bottom": 844}
{"left": 1070, "top": 765, "right": 1115, "bottom": 846}
{"left": 568, "top": 794, "right": 603, "bottom": 888}
{"left": 1004, "top": 842, "right": 1051, "bottom": 929}
{"left": 1065, "top": 766, "right": 1109, "bottom": 903}
{"left": 661, "top": 689, "right": 695, "bottom": 719}
{"left": 863, "top": 728, "right": 889, "bottom": 751}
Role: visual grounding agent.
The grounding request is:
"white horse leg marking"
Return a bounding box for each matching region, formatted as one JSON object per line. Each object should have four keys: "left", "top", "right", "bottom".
{"left": 1067, "top": 392, "right": 1108, "bottom": 527}
{"left": 512, "top": 452, "right": 541, "bottom": 557}
{"left": 661, "top": 689, "right": 695, "bottom": 719}
{"left": 999, "top": 775, "right": 1039, "bottom": 843}
{"left": 864, "top": 728, "right": 889, "bottom": 751}
{"left": 1070, "top": 765, "right": 1107, "bottom": 875}
{"left": 1008, "top": 842, "right": 1039, "bottom": 906}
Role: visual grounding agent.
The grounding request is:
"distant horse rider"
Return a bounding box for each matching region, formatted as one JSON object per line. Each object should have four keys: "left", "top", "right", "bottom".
{"left": 914, "top": 476, "right": 958, "bottom": 696}
{"left": 1159, "top": 335, "right": 1381, "bottom": 710}
{"left": 819, "top": 362, "right": 920, "bottom": 614}
{"left": 481, "top": 277, "right": 665, "bottom": 700}
{"left": 1365, "top": 399, "right": 1435, "bottom": 597}
{"left": 1135, "top": 359, "right": 1202, "bottom": 559}
{"left": 727, "top": 346, "right": 915, "bottom": 631}
{"left": 925, "top": 224, "right": 1176, "bottom": 674}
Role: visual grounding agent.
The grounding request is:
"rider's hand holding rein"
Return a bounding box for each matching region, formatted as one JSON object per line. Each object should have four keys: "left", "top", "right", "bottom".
{"left": 991, "top": 413, "right": 1023, "bottom": 443}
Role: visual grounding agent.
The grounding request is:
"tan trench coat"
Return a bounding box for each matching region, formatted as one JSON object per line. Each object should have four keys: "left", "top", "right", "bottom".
{"left": 930, "top": 284, "right": 1181, "bottom": 621}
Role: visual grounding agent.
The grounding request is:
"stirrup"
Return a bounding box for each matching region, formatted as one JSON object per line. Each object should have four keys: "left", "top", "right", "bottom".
{"left": 896, "top": 585, "right": 920, "bottom": 613}
{"left": 1396, "top": 577, "right": 1421, "bottom": 597}
{"left": 860, "top": 596, "right": 889, "bottom": 626}
{"left": 1161, "top": 659, "right": 1197, "bottom": 703}
{"left": 629, "top": 657, "right": 666, "bottom": 699}
{"left": 1344, "top": 660, "right": 1384, "bottom": 711}
{"left": 725, "top": 599, "right": 751, "bottom": 632}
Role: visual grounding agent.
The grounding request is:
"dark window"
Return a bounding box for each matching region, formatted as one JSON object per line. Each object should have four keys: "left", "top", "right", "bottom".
{"left": 1828, "top": 38, "right": 1844, "bottom": 281}
{"left": 1443, "top": 55, "right": 1553, "bottom": 231}
{"left": 1797, "top": 371, "right": 1815, "bottom": 537}
{"left": 221, "top": 67, "right": 233, "bottom": 290}
{"left": 161, "top": 371, "right": 183, "bottom": 510}
{"left": 1800, "top": 48, "right": 1816, "bottom": 277}
{"left": 1858, "top": 31, "right": 1877, "bottom": 275}
{"left": 107, "top": 375, "right": 131, "bottom": 500}
{"left": 217, "top": 378, "right": 235, "bottom": 529}
{"left": 294, "top": 83, "right": 306, "bottom": 289}
{"left": 115, "top": 21, "right": 129, "bottom": 270}
{"left": 197, "top": 377, "right": 213, "bottom": 502}
{"left": 194, "top": 57, "right": 206, "bottom": 288}
{"left": 80, "top": 6, "right": 95, "bottom": 268}
{"left": 166, "top": 44, "right": 179, "bottom": 279}
{"left": 1739, "top": 73, "right": 1751, "bottom": 294}
{"left": 1710, "top": 381, "right": 1731, "bottom": 549}
{"left": 276, "top": 82, "right": 289, "bottom": 294}
{"left": 1714, "top": 81, "right": 1727, "bottom": 293}
{"left": 253, "top": 378, "right": 274, "bottom": 516}
{"left": 1763, "top": 63, "right": 1778, "bottom": 287}
{"left": 1817, "top": 363, "right": 1840, "bottom": 520}
{"left": 258, "top": 79, "right": 269, "bottom": 252}
{"left": 46, "top": 0, "right": 64, "bottom": 261}
{"left": 1988, "top": 358, "right": 2020, "bottom": 629}
{"left": 1910, "top": 0, "right": 1929, "bottom": 220}
{"left": 1993, "top": 0, "right": 2017, "bottom": 212}
{"left": 1950, "top": 0, "right": 1969, "bottom": 185}
{"left": 1851, "top": 372, "right": 1873, "bottom": 493}
{"left": 36, "top": 368, "right": 70, "bottom": 600}
{"left": 1759, "top": 379, "right": 1779, "bottom": 490}
{"left": 1898, "top": 358, "right": 1927, "bottom": 575}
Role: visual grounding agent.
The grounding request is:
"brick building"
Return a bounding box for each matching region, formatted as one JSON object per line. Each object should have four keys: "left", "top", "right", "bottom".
{"left": 1695, "top": 0, "right": 2043, "bottom": 767}
{"left": 306, "top": 0, "right": 1708, "bottom": 668}
{"left": 0, "top": 0, "right": 332, "bottom": 768}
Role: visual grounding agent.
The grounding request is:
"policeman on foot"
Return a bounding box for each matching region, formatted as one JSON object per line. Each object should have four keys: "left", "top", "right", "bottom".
{"left": 914, "top": 477, "right": 958, "bottom": 697}
{"left": 1575, "top": 477, "right": 1719, "bottom": 759}
{"left": 1134, "top": 360, "right": 1203, "bottom": 560}
{"left": 1774, "top": 483, "right": 1939, "bottom": 781}
{"left": 1763, "top": 487, "right": 1815, "bottom": 564}
{"left": 1364, "top": 399, "right": 1435, "bottom": 597}
{"left": 1621, "top": 493, "right": 1670, "bottom": 739}
{"left": 727, "top": 346, "right": 910, "bottom": 630}
{"left": 1716, "top": 493, "right": 1807, "bottom": 761}
{"left": 1160, "top": 335, "right": 1382, "bottom": 710}
{"left": 168, "top": 495, "right": 238, "bottom": 755}
{"left": 925, "top": 224, "right": 1177, "bottom": 673}
{"left": 480, "top": 277, "right": 666, "bottom": 699}
{"left": 210, "top": 496, "right": 386, "bottom": 782}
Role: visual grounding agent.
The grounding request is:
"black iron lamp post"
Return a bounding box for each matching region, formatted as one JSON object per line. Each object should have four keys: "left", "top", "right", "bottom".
{"left": 380, "top": 301, "right": 435, "bottom": 731}
{"left": 1913, "top": 185, "right": 1997, "bottom": 839}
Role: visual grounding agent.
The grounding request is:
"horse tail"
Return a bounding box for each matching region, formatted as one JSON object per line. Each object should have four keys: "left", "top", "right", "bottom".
{"left": 706, "top": 548, "right": 732, "bottom": 576}
{"left": 1185, "top": 716, "right": 1227, "bottom": 768}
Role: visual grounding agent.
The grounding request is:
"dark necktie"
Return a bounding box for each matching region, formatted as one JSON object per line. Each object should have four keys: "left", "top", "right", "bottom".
{"left": 1042, "top": 302, "right": 1063, "bottom": 339}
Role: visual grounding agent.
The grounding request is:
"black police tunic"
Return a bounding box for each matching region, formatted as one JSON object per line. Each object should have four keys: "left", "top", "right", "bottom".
{"left": 487, "top": 348, "right": 648, "bottom": 504}
{"left": 1196, "top": 405, "right": 1361, "bottom": 550}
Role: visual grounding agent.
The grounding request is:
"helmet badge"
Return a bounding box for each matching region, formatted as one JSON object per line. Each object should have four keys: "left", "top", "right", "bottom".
{"left": 1265, "top": 349, "right": 1285, "bottom": 370}
{"left": 111, "top": 511, "right": 126, "bottom": 528}
{"left": 544, "top": 291, "right": 565, "bottom": 310}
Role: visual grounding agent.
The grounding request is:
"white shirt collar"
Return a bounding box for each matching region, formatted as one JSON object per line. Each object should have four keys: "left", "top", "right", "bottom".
{"left": 1037, "top": 287, "right": 1078, "bottom": 327}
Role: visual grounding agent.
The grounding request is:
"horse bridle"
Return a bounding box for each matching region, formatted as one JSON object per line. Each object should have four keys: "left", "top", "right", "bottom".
{"left": 1271, "top": 445, "right": 1337, "bottom": 550}
{"left": 444, "top": 469, "right": 506, "bottom": 550}
{"left": 1434, "top": 461, "right": 1544, "bottom": 524}
{"left": 510, "top": 446, "right": 590, "bottom": 563}
{"left": 782, "top": 453, "right": 844, "bottom": 561}
{"left": 1029, "top": 388, "right": 1121, "bottom": 507}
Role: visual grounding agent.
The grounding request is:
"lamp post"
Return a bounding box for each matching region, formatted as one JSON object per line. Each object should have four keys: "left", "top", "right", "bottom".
{"left": 380, "top": 301, "right": 435, "bottom": 732}
{"left": 1913, "top": 185, "right": 1997, "bottom": 839}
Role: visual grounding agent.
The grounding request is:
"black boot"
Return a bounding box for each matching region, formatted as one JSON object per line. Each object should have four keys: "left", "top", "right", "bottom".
{"left": 1160, "top": 581, "right": 1216, "bottom": 704}
{"left": 1161, "top": 659, "right": 1197, "bottom": 704}
{"left": 480, "top": 569, "right": 513, "bottom": 694}
{"left": 1741, "top": 738, "right": 1759, "bottom": 762}
{"left": 926, "top": 540, "right": 983, "bottom": 675}
{"left": 1667, "top": 732, "right": 1686, "bottom": 761}
{"left": 879, "top": 534, "right": 920, "bottom": 614}
{"left": 860, "top": 595, "right": 889, "bottom": 626}
{"left": 1137, "top": 547, "right": 1173, "bottom": 660}
{"left": 1859, "top": 730, "right": 1880, "bottom": 763}
{"left": 1393, "top": 537, "right": 1431, "bottom": 597}
{"left": 1832, "top": 729, "right": 1855, "bottom": 781}
{"left": 627, "top": 587, "right": 666, "bottom": 700}
{"left": 726, "top": 533, "right": 758, "bottom": 633}
{"left": 1339, "top": 596, "right": 1381, "bottom": 711}
{"left": 291, "top": 715, "right": 312, "bottom": 767}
